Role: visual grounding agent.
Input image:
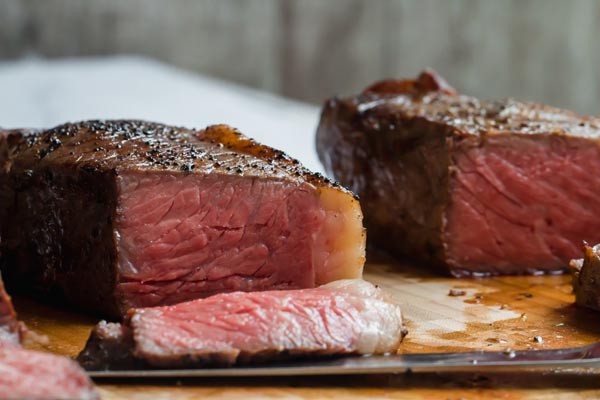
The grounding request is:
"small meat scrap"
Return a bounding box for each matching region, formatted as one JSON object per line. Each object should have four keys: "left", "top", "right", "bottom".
{"left": 570, "top": 243, "right": 600, "bottom": 311}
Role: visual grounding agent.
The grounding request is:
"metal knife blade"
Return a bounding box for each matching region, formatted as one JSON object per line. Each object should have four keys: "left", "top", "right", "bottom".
{"left": 87, "top": 341, "right": 600, "bottom": 378}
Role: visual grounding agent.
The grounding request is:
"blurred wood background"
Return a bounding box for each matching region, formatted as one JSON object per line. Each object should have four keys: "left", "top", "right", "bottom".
{"left": 1, "top": 0, "right": 599, "bottom": 114}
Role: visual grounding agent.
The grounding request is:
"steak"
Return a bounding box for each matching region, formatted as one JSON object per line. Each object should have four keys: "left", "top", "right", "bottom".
{"left": 0, "top": 344, "right": 99, "bottom": 400}
{"left": 0, "top": 275, "right": 98, "bottom": 400}
{"left": 78, "top": 279, "right": 405, "bottom": 370}
{"left": 317, "top": 69, "right": 600, "bottom": 276}
{"left": 0, "top": 120, "right": 365, "bottom": 317}
{"left": 570, "top": 243, "right": 600, "bottom": 311}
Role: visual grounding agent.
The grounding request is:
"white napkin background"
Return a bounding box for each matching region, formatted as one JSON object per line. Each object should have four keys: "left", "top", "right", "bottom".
{"left": 0, "top": 56, "right": 324, "bottom": 173}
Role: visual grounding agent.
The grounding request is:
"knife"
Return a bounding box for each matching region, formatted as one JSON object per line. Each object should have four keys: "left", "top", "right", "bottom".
{"left": 87, "top": 341, "right": 600, "bottom": 378}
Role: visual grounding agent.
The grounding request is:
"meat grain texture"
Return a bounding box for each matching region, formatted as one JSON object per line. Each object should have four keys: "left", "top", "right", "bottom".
{"left": 0, "top": 121, "right": 365, "bottom": 317}
{"left": 78, "top": 279, "right": 405, "bottom": 370}
{"left": 317, "top": 69, "right": 600, "bottom": 276}
{"left": 0, "top": 274, "right": 98, "bottom": 400}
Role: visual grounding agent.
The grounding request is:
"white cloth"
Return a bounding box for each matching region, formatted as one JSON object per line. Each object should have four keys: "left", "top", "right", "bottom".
{"left": 0, "top": 56, "right": 324, "bottom": 173}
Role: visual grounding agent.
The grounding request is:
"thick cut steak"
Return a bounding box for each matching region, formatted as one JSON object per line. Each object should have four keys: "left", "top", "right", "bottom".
{"left": 0, "top": 121, "right": 365, "bottom": 316}
{"left": 78, "top": 279, "right": 405, "bottom": 369}
{"left": 317, "top": 69, "right": 600, "bottom": 276}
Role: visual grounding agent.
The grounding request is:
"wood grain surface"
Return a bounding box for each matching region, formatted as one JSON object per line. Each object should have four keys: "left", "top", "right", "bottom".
{"left": 13, "top": 253, "right": 600, "bottom": 399}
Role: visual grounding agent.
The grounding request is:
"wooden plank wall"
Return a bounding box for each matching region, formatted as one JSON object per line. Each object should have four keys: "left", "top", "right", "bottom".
{"left": 1, "top": 0, "right": 599, "bottom": 114}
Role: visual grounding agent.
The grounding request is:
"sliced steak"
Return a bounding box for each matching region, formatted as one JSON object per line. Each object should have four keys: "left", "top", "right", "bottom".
{"left": 0, "top": 121, "right": 365, "bottom": 317}
{"left": 0, "top": 275, "right": 98, "bottom": 400}
{"left": 570, "top": 243, "right": 600, "bottom": 311}
{"left": 78, "top": 279, "right": 405, "bottom": 369}
{"left": 317, "top": 69, "right": 600, "bottom": 276}
{"left": 0, "top": 344, "right": 98, "bottom": 400}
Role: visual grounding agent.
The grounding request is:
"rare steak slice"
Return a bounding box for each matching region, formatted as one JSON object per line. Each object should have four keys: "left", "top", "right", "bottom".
{"left": 0, "top": 344, "right": 99, "bottom": 400}
{"left": 570, "top": 243, "right": 600, "bottom": 311}
{"left": 0, "top": 274, "right": 98, "bottom": 400}
{"left": 0, "top": 121, "right": 365, "bottom": 317}
{"left": 78, "top": 279, "right": 405, "bottom": 369}
{"left": 317, "top": 69, "right": 600, "bottom": 276}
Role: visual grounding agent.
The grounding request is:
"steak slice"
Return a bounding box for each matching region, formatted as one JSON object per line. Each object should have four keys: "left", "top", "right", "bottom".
{"left": 0, "top": 274, "right": 98, "bottom": 400}
{"left": 570, "top": 243, "right": 600, "bottom": 311}
{"left": 317, "top": 69, "right": 600, "bottom": 276}
{"left": 78, "top": 279, "right": 405, "bottom": 370}
{"left": 0, "top": 344, "right": 99, "bottom": 400}
{"left": 0, "top": 121, "right": 365, "bottom": 317}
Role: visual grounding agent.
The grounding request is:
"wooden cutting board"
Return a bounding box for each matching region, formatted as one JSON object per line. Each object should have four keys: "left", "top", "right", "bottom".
{"left": 13, "top": 254, "right": 600, "bottom": 399}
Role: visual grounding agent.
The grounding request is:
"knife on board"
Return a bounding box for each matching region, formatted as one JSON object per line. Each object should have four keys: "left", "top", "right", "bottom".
{"left": 87, "top": 341, "right": 600, "bottom": 378}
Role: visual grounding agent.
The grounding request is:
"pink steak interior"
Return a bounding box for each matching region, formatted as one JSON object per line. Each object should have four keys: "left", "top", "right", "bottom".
{"left": 115, "top": 172, "right": 327, "bottom": 310}
{"left": 445, "top": 135, "right": 600, "bottom": 276}
{"left": 0, "top": 343, "right": 96, "bottom": 399}
{"left": 132, "top": 286, "right": 362, "bottom": 361}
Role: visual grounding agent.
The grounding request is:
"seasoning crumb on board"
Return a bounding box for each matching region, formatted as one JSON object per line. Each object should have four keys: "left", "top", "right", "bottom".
{"left": 503, "top": 348, "right": 516, "bottom": 358}
{"left": 448, "top": 289, "right": 467, "bottom": 297}
{"left": 520, "top": 313, "right": 528, "bottom": 321}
